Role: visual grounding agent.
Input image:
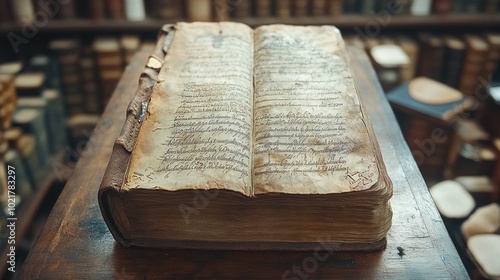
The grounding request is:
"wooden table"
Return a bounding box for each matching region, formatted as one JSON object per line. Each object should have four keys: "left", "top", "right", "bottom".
{"left": 19, "top": 46, "right": 469, "bottom": 279}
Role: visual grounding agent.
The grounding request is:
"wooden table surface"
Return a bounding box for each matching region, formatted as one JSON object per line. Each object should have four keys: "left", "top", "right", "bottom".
{"left": 19, "top": 46, "right": 469, "bottom": 280}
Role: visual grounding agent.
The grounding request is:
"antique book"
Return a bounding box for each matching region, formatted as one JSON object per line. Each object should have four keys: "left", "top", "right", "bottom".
{"left": 387, "top": 77, "right": 474, "bottom": 179}
{"left": 93, "top": 37, "right": 124, "bottom": 108}
{"left": 343, "top": 0, "right": 360, "bottom": 14}
{"left": 39, "top": 90, "right": 66, "bottom": 153}
{"left": 80, "top": 48, "right": 101, "bottom": 114}
{"left": 410, "top": 0, "right": 432, "bottom": 15}
{"left": 275, "top": 0, "right": 291, "bottom": 18}
{"left": 397, "top": 35, "right": 419, "bottom": 83}
{"left": 121, "top": 35, "right": 142, "bottom": 66}
{"left": 0, "top": 74, "right": 16, "bottom": 129}
{"left": 327, "top": 0, "right": 343, "bottom": 16}
{"left": 441, "top": 36, "right": 466, "bottom": 88}
{"left": 13, "top": 108, "right": 51, "bottom": 169}
{"left": 124, "top": 0, "right": 146, "bottom": 21}
{"left": 311, "top": 0, "right": 326, "bottom": 16}
{"left": 417, "top": 33, "right": 445, "bottom": 81}
{"left": 0, "top": 0, "right": 12, "bottom": 23}
{"left": 369, "top": 44, "right": 409, "bottom": 92}
{"left": 58, "top": 0, "right": 77, "bottom": 19}
{"left": 484, "top": 33, "right": 500, "bottom": 83}
{"left": 186, "top": 0, "right": 212, "bottom": 21}
{"left": 232, "top": 0, "right": 251, "bottom": 18}
{"left": 148, "top": 0, "right": 182, "bottom": 20}
{"left": 431, "top": 0, "right": 453, "bottom": 14}
{"left": 17, "top": 134, "right": 42, "bottom": 188}
{"left": 99, "top": 22, "right": 393, "bottom": 250}
{"left": 255, "top": 0, "right": 271, "bottom": 17}
{"left": 15, "top": 72, "right": 46, "bottom": 96}
{"left": 49, "top": 39, "right": 84, "bottom": 116}
{"left": 88, "top": 0, "right": 107, "bottom": 20}
{"left": 10, "top": 0, "right": 34, "bottom": 22}
{"left": 293, "top": 0, "right": 309, "bottom": 16}
{"left": 459, "top": 35, "right": 489, "bottom": 96}
{"left": 66, "top": 114, "right": 99, "bottom": 151}
{"left": 106, "top": 0, "right": 125, "bottom": 19}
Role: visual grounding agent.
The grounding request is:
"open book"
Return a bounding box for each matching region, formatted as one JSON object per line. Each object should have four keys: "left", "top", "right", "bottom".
{"left": 99, "top": 22, "right": 393, "bottom": 251}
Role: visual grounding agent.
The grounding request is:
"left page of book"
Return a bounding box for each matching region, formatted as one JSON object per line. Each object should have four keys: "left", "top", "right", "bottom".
{"left": 124, "top": 22, "right": 254, "bottom": 195}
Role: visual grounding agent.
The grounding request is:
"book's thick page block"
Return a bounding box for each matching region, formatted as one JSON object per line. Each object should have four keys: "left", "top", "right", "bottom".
{"left": 99, "top": 22, "right": 393, "bottom": 251}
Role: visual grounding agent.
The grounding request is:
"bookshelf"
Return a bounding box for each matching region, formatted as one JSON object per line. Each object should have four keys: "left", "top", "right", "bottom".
{"left": 0, "top": 15, "right": 499, "bottom": 34}
{"left": 0, "top": 150, "right": 71, "bottom": 279}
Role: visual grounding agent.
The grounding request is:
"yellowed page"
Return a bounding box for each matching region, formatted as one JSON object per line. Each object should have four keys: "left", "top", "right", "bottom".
{"left": 125, "top": 22, "right": 254, "bottom": 195}
{"left": 253, "top": 25, "right": 379, "bottom": 195}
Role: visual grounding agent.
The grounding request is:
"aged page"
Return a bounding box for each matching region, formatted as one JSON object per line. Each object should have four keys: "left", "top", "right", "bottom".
{"left": 253, "top": 25, "right": 379, "bottom": 194}
{"left": 125, "top": 22, "right": 254, "bottom": 195}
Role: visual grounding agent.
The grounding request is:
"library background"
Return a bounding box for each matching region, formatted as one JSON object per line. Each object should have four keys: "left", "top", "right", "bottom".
{"left": 0, "top": 0, "right": 499, "bottom": 279}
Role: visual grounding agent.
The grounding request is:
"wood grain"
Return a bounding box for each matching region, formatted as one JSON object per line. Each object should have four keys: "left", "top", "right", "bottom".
{"left": 18, "top": 46, "right": 469, "bottom": 279}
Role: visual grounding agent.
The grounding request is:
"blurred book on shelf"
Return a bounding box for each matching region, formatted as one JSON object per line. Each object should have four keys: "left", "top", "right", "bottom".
{"left": 0, "top": 0, "right": 498, "bottom": 23}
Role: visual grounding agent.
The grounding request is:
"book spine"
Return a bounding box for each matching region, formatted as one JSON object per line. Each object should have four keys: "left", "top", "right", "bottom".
{"left": 343, "top": 0, "right": 359, "bottom": 14}
{"left": 89, "top": 0, "right": 107, "bottom": 20}
{"left": 459, "top": 36, "right": 489, "bottom": 96}
{"left": 124, "top": 0, "right": 146, "bottom": 21}
{"left": 452, "top": 0, "right": 466, "bottom": 13}
{"left": 463, "top": 0, "right": 480, "bottom": 13}
{"left": 10, "top": 0, "right": 35, "bottom": 22}
{"left": 186, "top": 0, "right": 212, "bottom": 21}
{"left": 327, "top": 0, "right": 343, "bottom": 16}
{"left": 404, "top": 117, "right": 453, "bottom": 179}
{"left": 484, "top": 34, "right": 500, "bottom": 83}
{"left": 410, "top": 0, "right": 432, "bottom": 15}
{"left": 0, "top": 75, "right": 16, "bottom": 129}
{"left": 98, "top": 24, "right": 175, "bottom": 247}
{"left": 59, "top": 0, "right": 77, "bottom": 19}
{"left": 255, "top": 0, "right": 271, "bottom": 17}
{"left": 432, "top": 0, "right": 453, "bottom": 14}
{"left": 398, "top": 0, "right": 413, "bottom": 14}
{"left": 417, "top": 34, "right": 445, "bottom": 81}
{"left": 360, "top": 0, "right": 375, "bottom": 14}
{"left": 275, "top": 0, "right": 291, "bottom": 17}
{"left": 107, "top": 0, "right": 125, "bottom": 19}
{"left": 42, "top": 89, "right": 67, "bottom": 152}
{"left": 232, "top": 0, "right": 251, "bottom": 18}
{"left": 66, "top": 114, "right": 99, "bottom": 150}
{"left": 18, "top": 135, "right": 43, "bottom": 188}
{"left": 13, "top": 109, "right": 51, "bottom": 169}
{"left": 293, "top": 0, "right": 309, "bottom": 16}
{"left": 149, "top": 0, "right": 182, "bottom": 20}
{"left": 398, "top": 38, "right": 419, "bottom": 83}
{"left": 483, "top": 0, "right": 499, "bottom": 14}
{"left": 52, "top": 41, "right": 84, "bottom": 117}
{"left": 311, "top": 0, "right": 327, "bottom": 16}
{"left": 0, "top": 0, "right": 12, "bottom": 23}
{"left": 442, "top": 39, "right": 466, "bottom": 88}
{"left": 93, "top": 38, "right": 124, "bottom": 108}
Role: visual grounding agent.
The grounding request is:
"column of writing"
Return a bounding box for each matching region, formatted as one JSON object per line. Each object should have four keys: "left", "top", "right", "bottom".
{"left": 253, "top": 26, "right": 355, "bottom": 188}
{"left": 157, "top": 27, "right": 254, "bottom": 182}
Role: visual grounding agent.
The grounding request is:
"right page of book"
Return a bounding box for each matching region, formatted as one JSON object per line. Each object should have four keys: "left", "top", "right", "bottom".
{"left": 252, "top": 25, "right": 379, "bottom": 195}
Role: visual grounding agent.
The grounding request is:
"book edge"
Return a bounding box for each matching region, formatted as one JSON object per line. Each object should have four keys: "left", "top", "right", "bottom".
{"left": 98, "top": 23, "right": 176, "bottom": 246}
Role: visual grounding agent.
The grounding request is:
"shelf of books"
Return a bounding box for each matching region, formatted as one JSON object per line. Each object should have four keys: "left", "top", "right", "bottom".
{"left": 1, "top": 0, "right": 499, "bottom": 32}
{"left": 0, "top": 15, "right": 499, "bottom": 34}
{"left": 0, "top": 150, "right": 72, "bottom": 279}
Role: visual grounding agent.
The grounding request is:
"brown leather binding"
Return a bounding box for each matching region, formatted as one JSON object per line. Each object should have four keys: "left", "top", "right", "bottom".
{"left": 98, "top": 24, "right": 175, "bottom": 247}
